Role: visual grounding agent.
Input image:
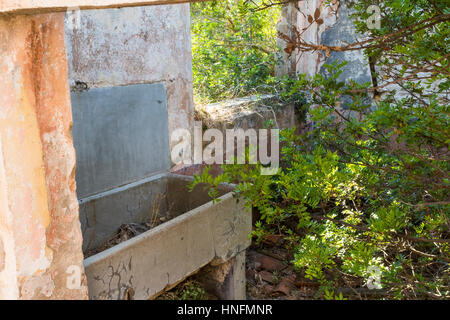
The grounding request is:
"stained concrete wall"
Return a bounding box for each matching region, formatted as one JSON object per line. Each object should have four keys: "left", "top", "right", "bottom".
{"left": 64, "top": 4, "right": 194, "bottom": 153}
{"left": 71, "top": 83, "right": 170, "bottom": 199}
{"left": 280, "top": 0, "right": 371, "bottom": 83}
{"left": 0, "top": 13, "right": 88, "bottom": 299}
{"left": 315, "top": 1, "right": 371, "bottom": 84}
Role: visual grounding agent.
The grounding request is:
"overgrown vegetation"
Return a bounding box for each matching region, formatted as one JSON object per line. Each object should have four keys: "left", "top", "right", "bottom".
{"left": 190, "top": 0, "right": 449, "bottom": 299}
{"left": 157, "top": 280, "right": 209, "bottom": 300}
{"left": 191, "top": 0, "right": 280, "bottom": 103}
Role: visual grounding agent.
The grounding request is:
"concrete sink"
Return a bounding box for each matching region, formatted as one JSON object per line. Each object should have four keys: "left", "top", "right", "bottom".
{"left": 71, "top": 83, "right": 251, "bottom": 300}
{"left": 81, "top": 174, "right": 250, "bottom": 300}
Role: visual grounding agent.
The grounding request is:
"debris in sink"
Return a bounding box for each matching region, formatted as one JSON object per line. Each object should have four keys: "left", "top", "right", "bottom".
{"left": 149, "top": 193, "right": 164, "bottom": 229}
{"left": 84, "top": 193, "right": 168, "bottom": 258}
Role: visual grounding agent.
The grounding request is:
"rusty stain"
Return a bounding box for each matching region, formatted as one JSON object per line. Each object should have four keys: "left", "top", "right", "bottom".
{"left": 0, "top": 12, "right": 87, "bottom": 299}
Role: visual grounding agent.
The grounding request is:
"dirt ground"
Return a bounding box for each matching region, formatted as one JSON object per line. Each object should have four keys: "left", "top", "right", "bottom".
{"left": 245, "top": 241, "right": 319, "bottom": 300}
{"left": 156, "top": 241, "right": 320, "bottom": 300}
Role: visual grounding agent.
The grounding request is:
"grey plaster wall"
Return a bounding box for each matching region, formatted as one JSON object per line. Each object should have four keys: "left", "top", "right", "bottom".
{"left": 64, "top": 4, "right": 194, "bottom": 150}
{"left": 319, "top": 2, "right": 372, "bottom": 85}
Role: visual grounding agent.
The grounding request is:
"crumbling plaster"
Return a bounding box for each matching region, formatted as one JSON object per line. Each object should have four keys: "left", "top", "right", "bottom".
{"left": 0, "top": 13, "right": 88, "bottom": 299}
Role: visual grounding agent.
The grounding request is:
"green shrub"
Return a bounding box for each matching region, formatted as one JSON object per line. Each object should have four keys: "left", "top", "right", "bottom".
{"left": 190, "top": 0, "right": 449, "bottom": 299}
{"left": 191, "top": 0, "right": 280, "bottom": 103}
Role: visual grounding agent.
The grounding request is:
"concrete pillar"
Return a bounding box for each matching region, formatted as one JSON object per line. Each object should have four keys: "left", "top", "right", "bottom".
{"left": 222, "top": 251, "right": 247, "bottom": 300}
{"left": 200, "top": 251, "right": 247, "bottom": 300}
{"left": 0, "top": 13, "right": 88, "bottom": 299}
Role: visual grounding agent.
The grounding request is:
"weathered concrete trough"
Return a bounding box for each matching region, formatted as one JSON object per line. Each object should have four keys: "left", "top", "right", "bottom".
{"left": 81, "top": 174, "right": 251, "bottom": 300}
{"left": 71, "top": 83, "right": 251, "bottom": 300}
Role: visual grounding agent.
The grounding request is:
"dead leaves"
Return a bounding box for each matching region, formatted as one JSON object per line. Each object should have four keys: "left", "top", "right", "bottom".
{"left": 314, "top": 7, "right": 321, "bottom": 20}
{"left": 284, "top": 41, "right": 296, "bottom": 55}
{"left": 307, "top": 7, "right": 324, "bottom": 27}
{"left": 280, "top": 6, "right": 330, "bottom": 56}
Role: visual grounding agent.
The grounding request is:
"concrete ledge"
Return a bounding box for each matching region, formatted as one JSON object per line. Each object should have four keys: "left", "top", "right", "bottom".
{"left": 196, "top": 95, "right": 302, "bottom": 135}
{"left": 0, "top": 0, "right": 209, "bottom": 15}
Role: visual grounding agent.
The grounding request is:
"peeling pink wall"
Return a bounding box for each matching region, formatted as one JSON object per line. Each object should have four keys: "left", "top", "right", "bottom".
{"left": 64, "top": 4, "right": 194, "bottom": 154}
{"left": 0, "top": 13, "right": 88, "bottom": 299}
